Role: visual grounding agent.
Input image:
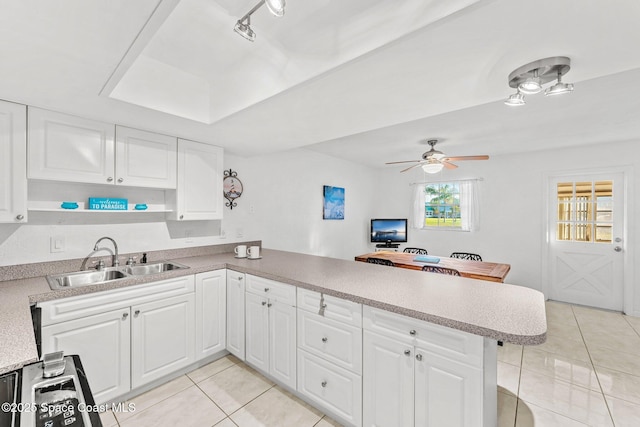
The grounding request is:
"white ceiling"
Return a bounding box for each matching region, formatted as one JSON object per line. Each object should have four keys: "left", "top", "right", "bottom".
{"left": 1, "top": 0, "right": 639, "bottom": 168}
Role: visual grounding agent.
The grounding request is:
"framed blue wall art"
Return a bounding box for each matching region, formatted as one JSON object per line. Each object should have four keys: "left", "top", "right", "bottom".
{"left": 323, "top": 185, "right": 345, "bottom": 220}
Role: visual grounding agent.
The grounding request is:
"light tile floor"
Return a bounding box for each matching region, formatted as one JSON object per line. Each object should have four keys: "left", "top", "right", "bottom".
{"left": 99, "top": 301, "right": 640, "bottom": 427}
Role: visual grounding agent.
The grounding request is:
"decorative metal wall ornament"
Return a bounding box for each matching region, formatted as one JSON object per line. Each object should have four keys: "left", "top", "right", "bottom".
{"left": 223, "top": 169, "right": 244, "bottom": 209}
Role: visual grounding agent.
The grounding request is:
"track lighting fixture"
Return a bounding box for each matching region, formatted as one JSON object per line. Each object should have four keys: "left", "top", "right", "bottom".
{"left": 234, "top": 0, "right": 285, "bottom": 42}
{"left": 504, "top": 56, "right": 574, "bottom": 106}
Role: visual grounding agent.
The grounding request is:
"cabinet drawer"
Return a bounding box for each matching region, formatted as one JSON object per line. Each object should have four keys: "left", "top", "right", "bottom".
{"left": 363, "top": 306, "right": 484, "bottom": 368}
{"left": 40, "top": 275, "right": 195, "bottom": 326}
{"left": 297, "top": 288, "right": 361, "bottom": 327}
{"left": 245, "top": 274, "right": 295, "bottom": 305}
{"left": 297, "top": 349, "right": 362, "bottom": 427}
{"left": 297, "top": 309, "right": 362, "bottom": 374}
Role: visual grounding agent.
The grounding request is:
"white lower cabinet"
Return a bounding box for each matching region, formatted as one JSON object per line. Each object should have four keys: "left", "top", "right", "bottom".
{"left": 131, "top": 293, "right": 195, "bottom": 388}
{"left": 42, "top": 308, "right": 131, "bottom": 404}
{"left": 226, "top": 270, "right": 245, "bottom": 360}
{"left": 298, "top": 350, "right": 362, "bottom": 426}
{"left": 244, "top": 275, "right": 296, "bottom": 390}
{"left": 362, "top": 306, "right": 496, "bottom": 427}
{"left": 195, "top": 270, "right": 226, "bottom": 360}
{"left": 296, "top": 289, "right": 362, "bottom": 427}
{"left": 40, "top": 275, "right": 196, "bottom": 404}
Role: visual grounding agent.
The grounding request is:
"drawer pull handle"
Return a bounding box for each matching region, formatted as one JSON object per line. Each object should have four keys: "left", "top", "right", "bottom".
{"left": 264, "top": 287, "right": 270, "bottom": 292}
{"left": 267, "top": 303, "right": 272, "bottom": 307}
{"left": 321, "top": 381, "right": 327, "bottom": 388}
{"left": 409, "top": 330, "right": 417, "bottom": 336}
{"left": 321, "top": 337, "right": 328, "bottom": 343}
{"left": 262, "top": 301, "right": 267, "bottom": 306}
{"left": 107, "top": 177, "right": 113, "bottom": 182}
{"left": 117, "top": 178, "right": 124, "bottom": 183}
{"left": 404, "top": 349, "right": 411, "bottom": 356}
{"left": 122, "top": 313, "right": 129, "bottom": 320}
{"left": 238, "top": 276, "right": 244, "bottom": 280}
{"left": 134, "top": 310, "right": 140, "bottom": 317}
{"left": 415, "top": 354, "right": 423, "bottom": 361}
{"left": 15, "top": 214, "right": 24, "bottom": 221}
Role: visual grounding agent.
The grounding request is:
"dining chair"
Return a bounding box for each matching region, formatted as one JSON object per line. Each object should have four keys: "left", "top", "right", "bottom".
{"left": 422, "top": 265, "right": 461, "bottom": 276}
{"left": 450, "top": 252, "right": 482, "bottom": 261}
{"left": 367, "top": 257, "right": 395, "bottom": 266}
{"left": 403, "top": 247, "right": 428, "bottom": 255}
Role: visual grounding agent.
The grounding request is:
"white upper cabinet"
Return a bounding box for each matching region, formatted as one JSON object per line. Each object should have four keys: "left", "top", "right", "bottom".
{"left": 28, "top": 108, "right": 178, "bottom": 189}
{"left": 28, "top": 107, "right": 115, "bottom": 184}
{"left": 115, "top": 126, "right": 177, "bottom": 189}
{"left": 168, "top": 139, "right": 223, "bottom": 220}
{"left": 0, "top": 100, "right": 27, "bottom": 223}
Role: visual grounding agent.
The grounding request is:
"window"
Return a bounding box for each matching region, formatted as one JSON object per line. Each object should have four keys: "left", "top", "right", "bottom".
{"left": 411, "top": 180, "right": 478, "bottom": 231}
{"left": 556, "top": 180, "right": 612, "bottom": 243}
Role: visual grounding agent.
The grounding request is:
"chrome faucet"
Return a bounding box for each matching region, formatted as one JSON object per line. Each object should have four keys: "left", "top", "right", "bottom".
{"left": 94, "top": 236, "right": 119, "bottom": 267}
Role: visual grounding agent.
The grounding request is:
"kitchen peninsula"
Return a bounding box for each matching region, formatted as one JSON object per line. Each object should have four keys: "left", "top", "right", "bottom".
{"left": 0, "top": 247, "right": 546, "bottom": 427}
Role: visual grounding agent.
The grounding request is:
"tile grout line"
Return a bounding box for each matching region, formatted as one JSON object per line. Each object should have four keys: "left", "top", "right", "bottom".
{"left": 571, "top": 305, "right": 617, "bottom": 427}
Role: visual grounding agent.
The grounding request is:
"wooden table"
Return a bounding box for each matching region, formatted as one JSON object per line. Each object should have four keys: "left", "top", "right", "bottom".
{"left": 355, "top": 251, "right": 511, "bottom": 283}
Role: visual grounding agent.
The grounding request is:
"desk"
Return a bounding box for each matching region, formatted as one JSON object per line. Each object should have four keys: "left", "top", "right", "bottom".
{"left": 355, "top": 251, "right": 511, "bottom": 283}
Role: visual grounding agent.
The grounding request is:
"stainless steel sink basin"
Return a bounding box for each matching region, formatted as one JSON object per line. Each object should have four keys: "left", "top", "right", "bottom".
{"left": 46, "top": 260, "right": 190, "bottom": 290}
{"left": 47, "top": 267, "right": 130, "bottom": 290}
{"left": 125, "top": 261, "right": 189, "bottom": 276}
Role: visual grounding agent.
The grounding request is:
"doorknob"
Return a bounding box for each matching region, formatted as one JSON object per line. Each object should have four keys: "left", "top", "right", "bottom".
{"left": 614, "top": 246, "right": 622, "bottom": 252}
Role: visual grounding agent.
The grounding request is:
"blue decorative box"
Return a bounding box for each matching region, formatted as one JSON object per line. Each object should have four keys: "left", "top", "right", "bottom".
{"left": 88, "top": 197, "right": 128, "bottom": 210}
{"left": 413, "top": 255, "right": 441, "bottom": 263}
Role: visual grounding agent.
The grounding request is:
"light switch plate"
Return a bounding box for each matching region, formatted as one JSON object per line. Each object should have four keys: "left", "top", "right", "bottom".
{"left": 50, "top": 236, "right": 65, "bottom": 253}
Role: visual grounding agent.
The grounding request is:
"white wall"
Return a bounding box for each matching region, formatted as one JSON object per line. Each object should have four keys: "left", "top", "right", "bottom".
{"left": 226, "top": 149, "right": 376, "bottom": 259}
{"left": 375, "top": 140, "right": 638, "bottom": 315}
{"left": 0, "top": 149, "right": 375, "bottom": 266}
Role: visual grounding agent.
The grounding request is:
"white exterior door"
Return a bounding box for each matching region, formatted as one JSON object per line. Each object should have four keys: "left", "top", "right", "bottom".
{"left": 547, "top": 172, "right": 626, "bottom": 311}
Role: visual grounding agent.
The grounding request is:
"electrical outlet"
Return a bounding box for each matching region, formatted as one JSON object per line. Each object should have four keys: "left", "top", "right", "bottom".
{"left": 236, "top": 227, "right": 244, "bottom": 238}
{"left": 50, "top": 236, "right": 65, "bottom": 253}
{"left": 249, "top": 204, "right": 255, "bottom": 214}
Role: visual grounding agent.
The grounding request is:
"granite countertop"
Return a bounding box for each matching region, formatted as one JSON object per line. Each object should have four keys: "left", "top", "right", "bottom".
{"left": 0, "top": 248, "right": 547, "bottom": 374}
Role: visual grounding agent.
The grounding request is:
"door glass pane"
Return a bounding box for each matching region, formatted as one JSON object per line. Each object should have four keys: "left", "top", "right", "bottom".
{"left": 557, "top": 203, "right": 572, "bottom": 221}
{"left": 595, "top": 225, "right": 612, "bottom": 243}
{"left": 556, "top": 179, "right": 613, "bottom": 243}
{"left": 557, "top": 223, "right": 572, "bottom": 241}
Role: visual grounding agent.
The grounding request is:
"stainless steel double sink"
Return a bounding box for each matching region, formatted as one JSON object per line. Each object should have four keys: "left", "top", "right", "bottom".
{"left": 46, "top": 261, "right": 190, "bottom": 290}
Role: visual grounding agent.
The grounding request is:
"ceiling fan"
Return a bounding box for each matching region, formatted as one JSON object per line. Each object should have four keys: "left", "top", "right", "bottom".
{"left": 386, "top": 139, "right": 489, "bottom": 173}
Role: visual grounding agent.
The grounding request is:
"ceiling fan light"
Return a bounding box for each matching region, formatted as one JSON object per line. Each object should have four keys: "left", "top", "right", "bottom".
{"left": 264, "top": 0, "right": 285, "bottom": 17}
{"left": 234, "top": 20, "right": 255, "bottom": 41}
{"left": 422, "top": 162, "right": 444, "bottom": 174}
{"left": 504, "top": 91, "right": 526, "bottom": 106}
{"left": 545, "top": 81, "right": 574, "bottom": 96}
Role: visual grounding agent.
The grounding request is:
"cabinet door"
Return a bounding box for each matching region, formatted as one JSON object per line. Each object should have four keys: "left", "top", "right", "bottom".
{"left": 269, "top": 300, "right": 296, "bottom": 389}
{"left": 28, "top": 107, "right": 115, "bottom": 184}
{"left": 244, "top": 291, "right": 269, "bottom": 373}
{"left": 362, "top": 331, "right": 414, "bottom": 427}
{"left": 414, "top": 348, "right": 482, "bottom": 427}
{"left": 131, "top": 293, "right": 195, "bottom": 388}
{"left": 115, "top": 126, "right": 177, "bottom": 188}
{"left": 170, "top": 139, "right": 223, "bottom": 220}
{"left": 195, "top": 270, "right": 226, "bottom": 360}
{"left": 0, "top": 100, "right": 27, "bottom": 223}
{"left": 226, "top": 271, "right": 245, "bottom": 360}
{"left": 41, "top": 308, "right": 131, "bottom": 405}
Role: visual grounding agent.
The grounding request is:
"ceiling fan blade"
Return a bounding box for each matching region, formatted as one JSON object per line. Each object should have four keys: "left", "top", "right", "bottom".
{"left": 442, "top": 155, "right": 489, "bottom": 161}
{"left": 385, "top": 160, "right": 420, "bottom": 165}
{"left": 441, "top": 160, "right": 458, "bottom": 169}
{"left": 400, "top": 162, "right": 425, "bottom": 173}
